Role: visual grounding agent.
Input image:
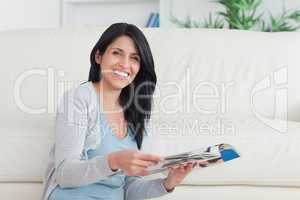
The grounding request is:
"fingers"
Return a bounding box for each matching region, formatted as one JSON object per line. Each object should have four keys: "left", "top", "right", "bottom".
{"left": 169, "top": 163, "right": 194, "bottom": 174}
{"left": 135, "top": 153, "right": 161, "bottom": 163}
{"left": 184, "top": 163, "right": 194, "bottom": 170}
{"left": 132, "top": 152, "right": 161, "bottom": 169}
{"left": 125, "top": 155, "right": 159, "bottom": 176}
{"left": 120, "top": 151, "right": 162, "bottom": 176}
{"left": 132, "top": 159, "right": 157, "bottom": 168}
{"left": 185, "top": 163, "right": 194, "bottom": 172}
{"left": 180, "top": 165, "right": 186, "bottom": 173}
{"left": 136, "top": 170, "right": 149, "bottom": 176}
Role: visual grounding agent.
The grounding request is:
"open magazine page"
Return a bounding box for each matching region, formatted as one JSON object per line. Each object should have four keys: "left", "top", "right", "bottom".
{"left": 112, "top": 143, "right": 240, "bottom": 176}
{"left": 145, "top": 143, "right": 240, "bottom": 175}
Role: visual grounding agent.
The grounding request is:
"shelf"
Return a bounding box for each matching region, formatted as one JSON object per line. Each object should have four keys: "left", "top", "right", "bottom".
{"left": 62, "top": 0, "right": 172, "bottom": 27}
{"left": 64, "top": 0, "right": 156, "bottom": 5}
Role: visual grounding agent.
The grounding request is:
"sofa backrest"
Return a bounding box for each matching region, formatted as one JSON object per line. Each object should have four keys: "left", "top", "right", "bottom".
{"left": 0, "top": 27, "right": 300, "bottom": 183}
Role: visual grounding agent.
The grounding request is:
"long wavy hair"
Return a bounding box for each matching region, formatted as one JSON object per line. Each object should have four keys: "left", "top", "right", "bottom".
{"left": 88, "top": 23, "right": 156, "bottom": 149}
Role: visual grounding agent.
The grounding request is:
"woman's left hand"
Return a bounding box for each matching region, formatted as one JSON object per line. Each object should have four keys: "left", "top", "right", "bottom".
{"left": 163, "top": 163, "right": 195, "bottom": 192}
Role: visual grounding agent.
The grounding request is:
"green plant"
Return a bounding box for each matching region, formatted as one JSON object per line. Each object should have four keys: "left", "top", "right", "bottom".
{"left": 203, "top": 12, "right": 225, "bottom": 28}
{"left": 169, "top": 14, "right": 202, "bottom": 28}
{"left": 170, "top": 12, "right": 224, "bottom": 29}
{"left": 217, "top": 0, "right": 262, "bottom": 30}
{"left": 170, "top": 0, "right": 300, "bottom": 32}
{"left": 262, "top": 10, "right": 300, "bottom": 32}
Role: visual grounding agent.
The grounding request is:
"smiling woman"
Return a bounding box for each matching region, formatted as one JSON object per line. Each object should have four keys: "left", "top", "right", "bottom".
{"left": 41, "top": 23, "right": 195, "bottom": 200}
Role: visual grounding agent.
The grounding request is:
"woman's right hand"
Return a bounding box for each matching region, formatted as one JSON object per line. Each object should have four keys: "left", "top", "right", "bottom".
{"left": 108, "top": 150, "right": 161, "bottom": 176}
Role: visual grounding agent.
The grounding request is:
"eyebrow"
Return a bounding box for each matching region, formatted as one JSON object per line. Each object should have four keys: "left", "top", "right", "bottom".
{"left": 111, "top": 47, "right": 139, "bottom": 56}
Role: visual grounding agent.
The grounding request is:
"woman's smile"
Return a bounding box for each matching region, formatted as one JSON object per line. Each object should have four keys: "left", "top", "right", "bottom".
{"left": 112, "top": 69, "right": 130, "bottom": 80}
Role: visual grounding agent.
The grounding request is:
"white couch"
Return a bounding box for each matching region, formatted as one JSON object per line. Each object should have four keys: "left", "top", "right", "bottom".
{"left": 1, "top": 27, "right": 300, "bottom": 200}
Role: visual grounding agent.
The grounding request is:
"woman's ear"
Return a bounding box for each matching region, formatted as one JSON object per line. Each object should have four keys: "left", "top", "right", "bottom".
{"left": 95, "top": 50, "right": 102, "bottom": 64}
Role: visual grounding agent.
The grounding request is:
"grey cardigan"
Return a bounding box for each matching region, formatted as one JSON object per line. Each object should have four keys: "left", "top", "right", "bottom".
{"left": 41, "top": 81, "right": 170, "bottom": 200}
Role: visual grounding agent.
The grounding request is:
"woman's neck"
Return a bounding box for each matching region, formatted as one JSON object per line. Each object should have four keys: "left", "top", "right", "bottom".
{"left": 93, "top": 81, "right": 122, "bottom": 112}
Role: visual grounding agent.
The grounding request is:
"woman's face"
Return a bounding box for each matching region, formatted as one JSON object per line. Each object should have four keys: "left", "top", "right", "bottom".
{"left": 95, "top": 35, "right": 141, "bottom": 91}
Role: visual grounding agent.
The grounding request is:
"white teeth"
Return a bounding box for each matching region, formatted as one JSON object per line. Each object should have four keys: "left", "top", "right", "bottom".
{"left": 113, "top": 70, "right": 129, "bottom": 77}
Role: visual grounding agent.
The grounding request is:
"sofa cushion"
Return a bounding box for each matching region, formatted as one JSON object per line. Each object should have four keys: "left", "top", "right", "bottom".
{"left": 0, "top": 183, "right": 43, "bottom": 200}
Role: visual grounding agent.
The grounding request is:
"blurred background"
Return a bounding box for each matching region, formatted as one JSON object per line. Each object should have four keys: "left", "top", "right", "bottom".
{"left": 0, "top": 0, "right": 300, "bottom": 32}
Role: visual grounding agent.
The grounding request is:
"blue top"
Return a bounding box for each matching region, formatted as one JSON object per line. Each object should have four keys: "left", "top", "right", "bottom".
{"left": 49, "top": 110, "right": 138, "bottom": 200}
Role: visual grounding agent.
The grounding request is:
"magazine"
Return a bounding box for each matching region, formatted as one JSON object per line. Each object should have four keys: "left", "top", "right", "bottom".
{"left": 113, "top": 143, "right": 240, "bottom": 176}
{"left": 145, "top": 143, "right": 240, "bottom": 175}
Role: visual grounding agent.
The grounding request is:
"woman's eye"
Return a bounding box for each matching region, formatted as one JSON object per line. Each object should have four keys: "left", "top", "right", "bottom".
{"left": 112, "top": 51, "right": 120, "bottom": 55}
{"left": 132, "top": 57, "right": 140, "bottom": 62}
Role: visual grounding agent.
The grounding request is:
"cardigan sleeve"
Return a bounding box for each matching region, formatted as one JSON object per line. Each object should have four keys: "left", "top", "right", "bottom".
{"left": 54, "top": 88, "right": 116, "bottom": 188}
{"left": 124, "top": 176, "right": 173, "bottom": 200}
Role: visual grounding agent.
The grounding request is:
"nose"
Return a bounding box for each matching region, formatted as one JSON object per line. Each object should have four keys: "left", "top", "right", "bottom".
{"left": 119, "top": 56, "right": 130, "bottom": 69}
